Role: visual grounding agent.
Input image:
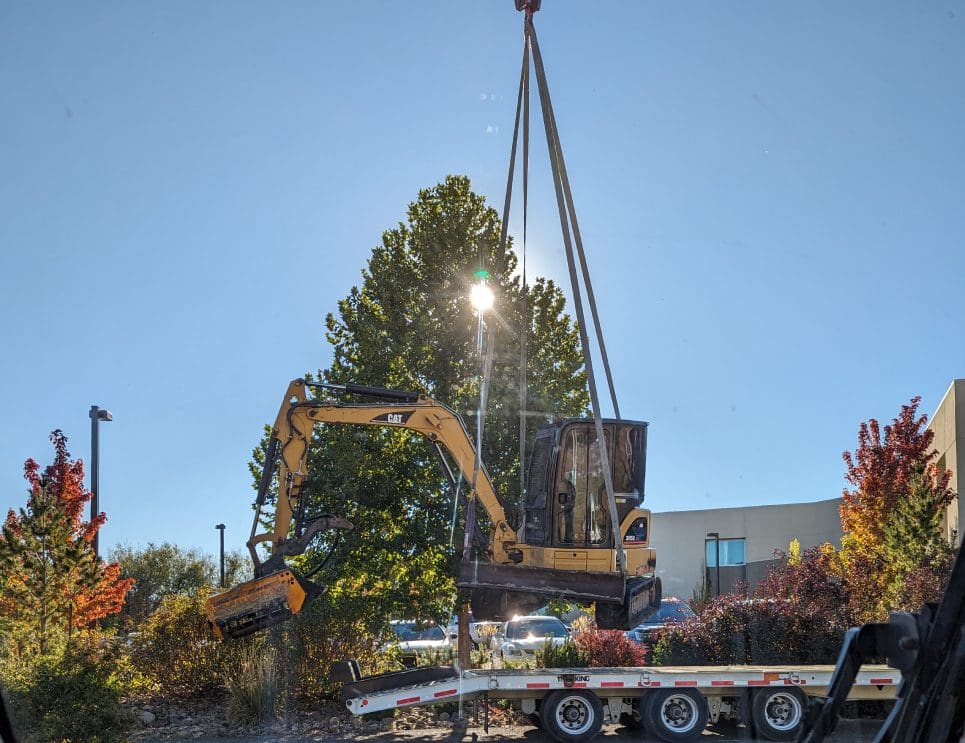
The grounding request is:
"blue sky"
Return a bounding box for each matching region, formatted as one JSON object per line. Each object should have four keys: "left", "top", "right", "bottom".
{"left": 2, "top": 2, "right": 963, "bottom": 561}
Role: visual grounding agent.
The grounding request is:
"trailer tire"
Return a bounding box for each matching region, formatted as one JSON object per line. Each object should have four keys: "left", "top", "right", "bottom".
{"left": 642, "top": 688, "right": 708, "bottom": 742}
{"left": 751, "top": 687, "right": 807, "bottom": 741}
{"left": 539, "top": 690, "right": 604, "bottom": 742}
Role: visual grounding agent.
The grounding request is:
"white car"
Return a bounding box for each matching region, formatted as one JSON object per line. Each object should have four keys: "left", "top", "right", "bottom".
{"left": 445, "top": 613, "right": 504, "bottom": 646}
{"left": 496, "top": 615, "right": 569, "bottom": 660}
{"left": 385, "top": 620, "right": 451, "bottom": 666}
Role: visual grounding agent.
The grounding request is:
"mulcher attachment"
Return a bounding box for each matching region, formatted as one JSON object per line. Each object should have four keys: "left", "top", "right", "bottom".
{"left": 204, "top": 569, "right": 323, "bottom": 640}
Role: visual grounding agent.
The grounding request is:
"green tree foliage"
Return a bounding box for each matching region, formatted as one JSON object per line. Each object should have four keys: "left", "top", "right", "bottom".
{"left": 5, "top": 642, "right": 132, "bottom": 743}
{"left": 252, "top": 175, "right": 589, "bottom": 634}
{"left": 110, "top": 542, "right": 249, "bottom": 627}
{"left": 881, "top": 465, "right": 956, "bottom": 611}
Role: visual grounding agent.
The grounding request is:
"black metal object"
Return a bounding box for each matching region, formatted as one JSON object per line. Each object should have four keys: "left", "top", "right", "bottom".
{"left": 707, "top": 531, "right": 721, "bottom": 596}
{"left": 797, "top": 538, "right": 965, "bottom": 742}
{"left": 0, "top": 684, "right": 18, "bottom": 743}
{"left": 460, "top": 560, "right": 627, "bottom": 603}
{"left": 514, "top": 0, "right": 541, "bottom": 13}
{"left": 215, "top": 523, "right": 226, "bottom": 588}
{"left": 89, "top": 404, "right": 112, "bottom": 558}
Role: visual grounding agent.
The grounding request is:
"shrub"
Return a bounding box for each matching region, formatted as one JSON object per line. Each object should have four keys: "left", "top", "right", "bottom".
{"left": 415, "top": 645, "right": 454, "bottom": 668}
{"left": 129, "top": 588, "right": 232, "bottom": 698}
{"left": 6, "top": 644, "right": 132, "bottom": 743}
{"left": 276, "top": 593, "right": 399, "bottom": 703}
{"left": 535, "top": 638, "right": 586, "bottom": 669}
{"left": 651, "top": 595, "right": 846, "bottom": 666}
{"left": 574, "top": 628, "right": 647, "bottom": 667}
{"left": 225, "top": 644, "right": 281, "bottom": 726}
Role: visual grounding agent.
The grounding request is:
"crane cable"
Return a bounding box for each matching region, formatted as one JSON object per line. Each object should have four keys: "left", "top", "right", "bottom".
{"left": 475, "top": 4, "right": 627, "bottom": 574}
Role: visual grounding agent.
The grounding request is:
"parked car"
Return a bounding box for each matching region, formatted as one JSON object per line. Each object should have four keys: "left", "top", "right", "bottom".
{"left": 384, "top": 620, "right": 451, "bottom": 666}
{"left": 625, "top": 598, "right": 695, "bottom": 643}
{"left": 496, "top": 615, "right": 569, "bottom": 660}
{"left": 444, "top": 612, "right": 503, "bottom": 647}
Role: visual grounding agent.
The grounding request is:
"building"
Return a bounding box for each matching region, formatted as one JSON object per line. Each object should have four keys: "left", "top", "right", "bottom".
{"left": 651, "top": 498, "right": 843, "bottom": 600}
{"left": 928, "top": 379, "right": 963, "bottom": 545}
{"left": 650, "top": 378, "right": 963, "bottom": 601}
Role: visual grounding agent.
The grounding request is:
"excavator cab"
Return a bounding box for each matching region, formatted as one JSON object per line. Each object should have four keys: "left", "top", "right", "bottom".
{"left": 522, "top": 419, "right": 647, "bottom": 552}
{"left": 460, "top": 418, "right": 661, "bottom": 629}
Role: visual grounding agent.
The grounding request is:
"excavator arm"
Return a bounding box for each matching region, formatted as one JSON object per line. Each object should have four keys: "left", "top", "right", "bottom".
{"left": 206, "top": 378, "right": 515, "bottom": 639}
{"left": 249, "top": 378, "right": 517, "bottom": 574}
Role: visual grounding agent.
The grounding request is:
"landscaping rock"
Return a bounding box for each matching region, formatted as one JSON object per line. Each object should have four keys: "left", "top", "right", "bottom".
{"left": 138, "top": 710, "right": 156, "bottom": 726}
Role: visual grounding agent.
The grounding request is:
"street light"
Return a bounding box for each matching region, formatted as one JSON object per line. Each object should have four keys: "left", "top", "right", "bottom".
{"left": 470, "top": 280, "right": 495, "bottom": 313}
{"left": 706, "top": 531, "right": 721, "bottom": 597}
{"left": 90, "top": 405, "right": 112, "bottom": 559}
{"left": 215, "top": 524, "right": 226, "bottom": 588}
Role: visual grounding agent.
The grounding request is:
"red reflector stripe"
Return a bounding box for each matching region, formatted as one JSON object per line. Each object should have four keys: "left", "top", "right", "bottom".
{"left": 526, "top": 683, "right": 550, "bottom": 689}
{"left": 573, "top": 683, "right": 587, "bottom": 688}
{"left": 434, "top": 689, "right": 457, "bottom": 698}
{"left": 397, "top": 696, "right": 419, "bottom": 705}
{"left": 870, "top": 678, "right": 893, "bottom": 685}
{"left": 638, "top": 681, "right": 662, "bottom": 687}
{"left": 711, "top": 680, "right": 734, "bottom": 686}
{"left": 601, "top": 682, "right": 625, "bottom": 687}
{"left": 674, "top": 680, "right": 698, "bottom": 686}
{"left": 748, "top": 680, "right": 770, "bottom": 686}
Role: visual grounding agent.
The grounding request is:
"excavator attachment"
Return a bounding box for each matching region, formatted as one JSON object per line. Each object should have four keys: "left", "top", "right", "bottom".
{"left": 459, "top": 562, "right": 662, "bottom": 630}
{"left": 205, "top": 569, "right": 323, "bottom": 640}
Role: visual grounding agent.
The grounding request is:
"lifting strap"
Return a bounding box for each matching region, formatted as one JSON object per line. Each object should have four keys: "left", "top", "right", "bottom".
{"left": 489, "top": 4, "right": 627, "bottom": 573}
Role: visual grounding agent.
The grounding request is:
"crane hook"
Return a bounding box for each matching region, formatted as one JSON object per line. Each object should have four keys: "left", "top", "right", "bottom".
{"left": 514, "top": 0, "right": 541, "bottom": 16}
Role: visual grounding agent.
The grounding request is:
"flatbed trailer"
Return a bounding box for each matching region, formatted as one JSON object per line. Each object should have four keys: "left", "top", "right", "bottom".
{"left": 336, "top": 663, "right": 899, "bottom": 742}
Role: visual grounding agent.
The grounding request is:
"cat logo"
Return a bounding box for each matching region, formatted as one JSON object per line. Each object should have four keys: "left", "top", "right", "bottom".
{"left": 370, "top": 411, "right": 414, "bottom": 425}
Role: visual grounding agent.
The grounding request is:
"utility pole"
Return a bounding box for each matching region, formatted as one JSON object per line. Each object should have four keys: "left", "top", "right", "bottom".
{"left": 707, "top": 532, "right": 721, "bottom": 597}
{"left": 90, "top": 405, "right": 112, "bottom": 559}
{"left": 215, "top": 523, "right": 226, "bottom": 588}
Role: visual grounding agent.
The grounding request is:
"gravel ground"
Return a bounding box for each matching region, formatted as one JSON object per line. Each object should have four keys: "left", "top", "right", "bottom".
{"left": 139, "top": 717, "right": 885, "bottom": 742}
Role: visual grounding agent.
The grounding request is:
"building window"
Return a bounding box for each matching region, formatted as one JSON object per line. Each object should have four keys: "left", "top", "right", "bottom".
{"left": 705, "top": 538, "right": 745, "bottom": 567}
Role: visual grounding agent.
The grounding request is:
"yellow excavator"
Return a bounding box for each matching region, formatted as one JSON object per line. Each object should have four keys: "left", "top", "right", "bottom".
{"left": 205, "top": 378, "right": 660, "bottom": 640}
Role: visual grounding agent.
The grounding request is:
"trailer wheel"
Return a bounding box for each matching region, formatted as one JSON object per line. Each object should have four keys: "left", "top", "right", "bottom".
{"left": 642, "top": 689, "right": 708, "bottom": 742}
{"left": 751, "top": 687, "right": 807, "bottom": 741}
{"left": 539, "top": 690, "right": 603, "bottom": 742}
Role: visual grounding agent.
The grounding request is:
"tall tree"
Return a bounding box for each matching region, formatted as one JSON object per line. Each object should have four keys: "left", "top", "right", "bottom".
{"left": 839, "top": 398, "right": 955, "bottom": 621}
{"left": 0, "top": 431, "right": 132, "bottom": 655}
{"left": 254, "top": 175, "right": 589, "bottom": 629}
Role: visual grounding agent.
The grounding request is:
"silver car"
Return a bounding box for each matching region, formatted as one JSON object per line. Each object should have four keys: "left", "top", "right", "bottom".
{"left": 497, "top": 615, "right": 569, "bottom": 660}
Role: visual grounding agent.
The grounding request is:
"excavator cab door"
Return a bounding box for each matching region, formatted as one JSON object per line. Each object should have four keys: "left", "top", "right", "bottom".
{"left": 523, "top": 418, "right": 648, "bottom": 552}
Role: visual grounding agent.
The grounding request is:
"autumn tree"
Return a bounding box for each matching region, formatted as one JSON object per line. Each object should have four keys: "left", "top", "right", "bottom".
{"left": 0, "top": 431, "right": 132, "bottom": 656}
{"left": 839, "top": 397, "right": 955, "bottom": 621}
{"left": 252, "top": 175, "right": 589, "bottom": 637}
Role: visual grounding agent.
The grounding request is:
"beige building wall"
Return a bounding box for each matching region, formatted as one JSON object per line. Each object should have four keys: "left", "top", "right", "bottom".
{"left": 928, "top": 379, "right": 964, "bottom": 545}
{"left": 651, "top": 498, "right": 843, "bottom": 600}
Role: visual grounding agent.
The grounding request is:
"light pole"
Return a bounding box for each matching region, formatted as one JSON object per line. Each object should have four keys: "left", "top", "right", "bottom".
{"left": 706, "top": 532, "right": 721, "bottom": 597}
{"left": 90, "top": 405, "right": 113, "bottom": 559}
{"left": 215, "top": 523, "right": 226, "bottom": 588}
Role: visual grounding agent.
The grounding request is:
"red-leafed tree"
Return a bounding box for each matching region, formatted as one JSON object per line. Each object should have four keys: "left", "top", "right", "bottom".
{"left": 0, "top": 430, "right": 133, "bottom": 656}
{"left": 840, "top": 398, "right": 955, "bottom": 621}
